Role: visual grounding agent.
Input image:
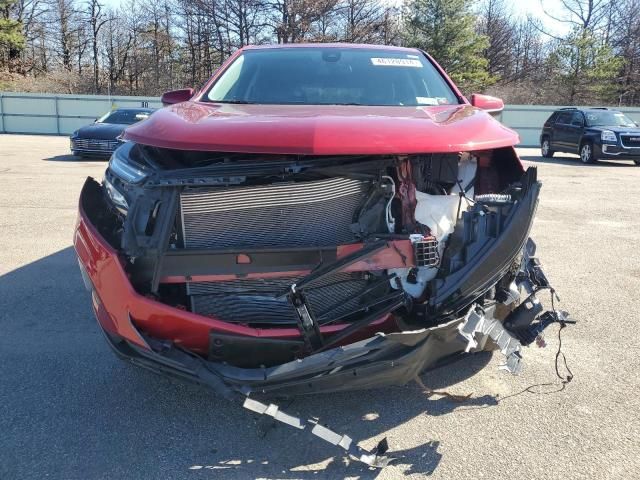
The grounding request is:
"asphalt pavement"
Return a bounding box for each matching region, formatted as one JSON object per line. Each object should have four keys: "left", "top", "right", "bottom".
{"left": 1, "top": 135, "right": 639, "bottom": 479}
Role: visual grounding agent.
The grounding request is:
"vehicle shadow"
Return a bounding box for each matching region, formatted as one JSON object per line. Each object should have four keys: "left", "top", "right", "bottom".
{"left": 0, "top": 246, "right": 498, "bottom": 479}
{"left": 520, "top": 154, "right": 633, "bottom": 167}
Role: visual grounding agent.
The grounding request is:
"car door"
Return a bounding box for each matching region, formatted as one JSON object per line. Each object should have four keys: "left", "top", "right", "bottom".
{"left": 565, "top": 112, "right": 585, "bottom": 152}
{"left": 552, "top": 112, "right": 573, "bottom": 150}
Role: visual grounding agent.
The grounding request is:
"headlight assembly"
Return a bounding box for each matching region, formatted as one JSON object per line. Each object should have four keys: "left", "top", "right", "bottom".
{"left": 601, "top": 130, "right": 617, "bottom": 143}
{"left": 108, "top": 142, "right": 148, "bottom": 184}
{"left": 104, "top": 177, "right": 128, "bottom": 213}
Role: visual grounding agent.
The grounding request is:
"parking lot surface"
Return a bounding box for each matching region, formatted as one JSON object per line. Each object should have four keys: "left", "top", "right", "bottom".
{"left": 1, "top": 135, "right": 639, "bottom": 479}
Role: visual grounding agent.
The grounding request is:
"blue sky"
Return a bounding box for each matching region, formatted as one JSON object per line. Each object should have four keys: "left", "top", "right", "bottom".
{"left": 512, "top": 0, "right": 572, "bottom": 35}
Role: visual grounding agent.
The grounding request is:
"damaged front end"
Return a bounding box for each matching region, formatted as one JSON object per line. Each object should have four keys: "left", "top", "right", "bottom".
{"left": 75, "top": 142, "right": 568, "bottom": 466}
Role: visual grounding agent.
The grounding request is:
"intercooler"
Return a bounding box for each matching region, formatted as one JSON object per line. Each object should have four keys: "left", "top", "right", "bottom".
{"left": 187, "top": 272, "right": 388, "bottom": 326}
{"left": 179, "top": 177, "right": 371, "bottom": 249}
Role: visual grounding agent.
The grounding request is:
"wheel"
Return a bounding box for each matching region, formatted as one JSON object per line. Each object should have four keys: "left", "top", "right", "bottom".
{"left": 541, "top": 137, "right": 554, "bottom": 158}
{"left": 580, "top": 142, "right": 595, "bottom": 164}
{"left": 635, "top": 160, "right": 640, "bottom": 166}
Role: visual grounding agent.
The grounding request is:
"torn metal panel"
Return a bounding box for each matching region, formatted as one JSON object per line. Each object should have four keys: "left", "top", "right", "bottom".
{"left": 458, "top": 305, "right": 524, "bottom": 374}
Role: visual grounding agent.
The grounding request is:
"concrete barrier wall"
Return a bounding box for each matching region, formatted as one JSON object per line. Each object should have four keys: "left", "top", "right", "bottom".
{"left": 2, "top": 92, "right": 640, "bottom": 146}
{"left": 0, "top": 92, "right": 162, "bottom": 135}
{"left": 494, "top": 105, "right": 640, "bottom": 147}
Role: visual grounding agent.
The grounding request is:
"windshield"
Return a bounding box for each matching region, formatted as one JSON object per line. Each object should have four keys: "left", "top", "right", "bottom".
{"left": 205, "top": 48, "right": 460, "bottom": 107}
{"left": 585, "top": 111, "right": 636, "bottom": 127}
{"left": 97, "top": 110, "right": 150, "bottom": 125}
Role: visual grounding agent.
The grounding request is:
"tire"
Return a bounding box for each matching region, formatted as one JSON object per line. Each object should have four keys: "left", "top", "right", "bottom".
{"left": 541, "top": 137, "right": 554, "bottom": 158}
{"left": 580, "top": 142, "right": 596, "bottom": 164}
{"left": 635, "top": 160, "right": 640, "bottom": 166}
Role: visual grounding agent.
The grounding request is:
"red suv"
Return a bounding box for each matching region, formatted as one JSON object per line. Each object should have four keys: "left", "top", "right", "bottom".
{"left": 75, "top": 44, "right": 564, "bottom": 413}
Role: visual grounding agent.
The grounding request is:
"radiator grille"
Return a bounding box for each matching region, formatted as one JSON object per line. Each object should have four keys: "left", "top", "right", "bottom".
{"left": 187, "top": 272, "right": 385, "bottom": 326}
{"left": 179, "top": 177, "right": 370, "bottom": 249}
{"left": 72, "top": 138, "right": 120, "bottom": 152}
{"left": 620, "top": 134, "right": 640, "bottom": 148}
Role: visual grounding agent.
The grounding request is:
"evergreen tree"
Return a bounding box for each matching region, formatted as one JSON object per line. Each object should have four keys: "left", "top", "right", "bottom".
{"left": 0, "top": 0, "right": 24, "bottom": 63}
{"left": 549, "top": 27, "right": 623, "bottom": 104}
{"left": 403, "top": 0, "right": 493, "bottom": 93}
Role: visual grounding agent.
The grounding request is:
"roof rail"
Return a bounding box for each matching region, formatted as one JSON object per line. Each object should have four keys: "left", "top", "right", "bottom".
{"left": 559, "top": 107, "right": 577, "bottom": 110}
{"left": 588, "top": 107, "right": 609, "bottom": 110}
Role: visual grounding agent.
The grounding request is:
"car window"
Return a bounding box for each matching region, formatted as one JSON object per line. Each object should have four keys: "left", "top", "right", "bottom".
{"left": 206, "top": 48, "right": 460, "bottom": 107}
{"left": 97, "top": 110, "right": 151, "bottom": 125}
{"left": 556, "top": 112, "right": 573, "bottom": 124}
{"left": 570, "top": 112, "right": 584, "bottom": 126}
{"left": 545, "top": 112, "right": 559, "bottom": 124}
{"left": 584, "top": 111, "right": 636, "bottom": 127}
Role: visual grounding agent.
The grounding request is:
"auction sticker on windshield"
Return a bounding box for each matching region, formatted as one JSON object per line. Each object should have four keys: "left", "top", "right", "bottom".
{"left": 371, "top": 58, "right": 423, "bottom": 67}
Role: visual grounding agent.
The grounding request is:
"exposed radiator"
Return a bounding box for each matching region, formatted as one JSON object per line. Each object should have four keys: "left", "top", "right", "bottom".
{"left": 187, "top": 272, "right": 387, "bottom": 326}
{"left": 179, "top": 177, "right": 370, "bottom": 249}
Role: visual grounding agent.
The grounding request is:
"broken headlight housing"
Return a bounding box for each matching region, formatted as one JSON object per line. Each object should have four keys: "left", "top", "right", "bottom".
{"left": 108, "top": 142, "right": 148, "bottom": 184}
{"left": 104, "top": 176, "right": 128, "bottom": 213}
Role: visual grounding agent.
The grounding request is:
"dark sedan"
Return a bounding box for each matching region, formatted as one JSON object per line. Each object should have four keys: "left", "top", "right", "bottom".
{"left": 70, "top": 107, "right": 154, "bottom": 158}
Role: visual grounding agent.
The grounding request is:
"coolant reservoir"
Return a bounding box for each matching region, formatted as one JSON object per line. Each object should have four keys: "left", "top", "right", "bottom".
{"left": 414, "top": 192, "right": 460, "bottom": 256}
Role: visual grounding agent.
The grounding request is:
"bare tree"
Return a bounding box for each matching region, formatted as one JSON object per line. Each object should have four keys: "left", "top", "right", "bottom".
{"left": 610, "top": 0, "right": 640, "bottom": 105}
{"left": 2, "top": 0, "right": 637, "bottom": 107}
{"left": 87, "top": 0, "right": 107, "bottom": 92}
{"left": 338, "top": 0, "right": 393, "bottom": 43}
{"left": 539, "top": 0, "right": 611, "bottom": 32}
{"left": 477, "top": 0, "right": 515, "bottom": 79}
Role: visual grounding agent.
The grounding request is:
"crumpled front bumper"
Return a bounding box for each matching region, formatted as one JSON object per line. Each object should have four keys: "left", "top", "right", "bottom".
{"left": 76, "top": 193, "right": 470, "bottom": 396}
{"left": 74, "top": 178, "right": 478, "bottom": 397}
{"left": 95, "top": 301, "right": 469, "bottom": 397}
{"left": 74, "top": 166, "right": 550, "bottom": 396}
{"left": 75, "top": 187, "right": 471, "bottom": 396}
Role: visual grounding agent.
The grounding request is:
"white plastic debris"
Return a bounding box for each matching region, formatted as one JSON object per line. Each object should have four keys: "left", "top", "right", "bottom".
{"left": 451, "top": 152, "right": 477, "bottom": 198}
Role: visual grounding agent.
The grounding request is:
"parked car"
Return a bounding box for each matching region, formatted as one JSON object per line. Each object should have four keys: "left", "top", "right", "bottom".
{"left": 74, "top": 44, "right": 568, "bottom": 465}
{"left": 70, "top": 107, "right": 154, "bottom": 158}
{"left": 540, "top": 107, "right": 640, "bottom": 165}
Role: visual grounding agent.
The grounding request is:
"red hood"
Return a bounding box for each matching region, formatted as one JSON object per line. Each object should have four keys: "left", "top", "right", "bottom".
{"left": 123, "top": 102, "right": 519, "bottom": 155}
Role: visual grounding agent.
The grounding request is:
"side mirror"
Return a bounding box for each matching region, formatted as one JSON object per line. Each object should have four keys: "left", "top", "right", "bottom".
{"left": 470, "top": 93, "right": 504, "bottom": 113}
{"left": 161, "top": 88, "right": 194, "bottom": 106}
